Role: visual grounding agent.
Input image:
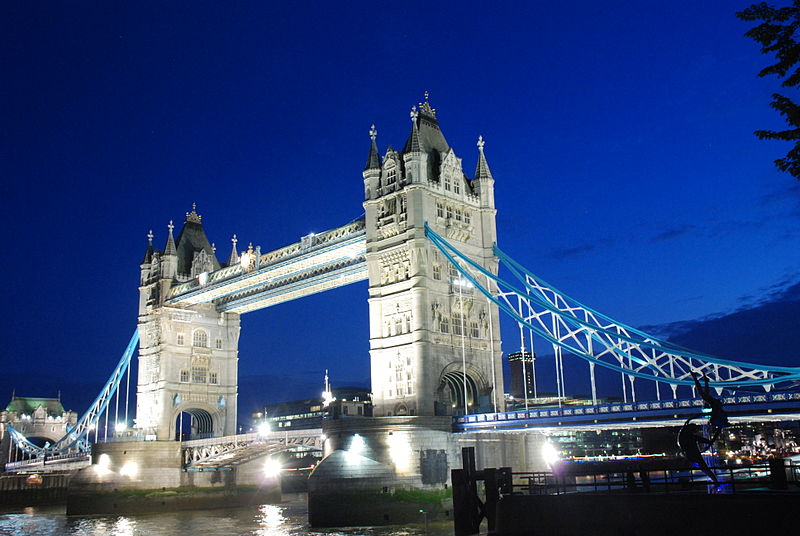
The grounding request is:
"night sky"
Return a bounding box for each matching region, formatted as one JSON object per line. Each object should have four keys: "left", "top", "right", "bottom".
{"left": 2, "top": 2, "right": 799, "bottom": 419}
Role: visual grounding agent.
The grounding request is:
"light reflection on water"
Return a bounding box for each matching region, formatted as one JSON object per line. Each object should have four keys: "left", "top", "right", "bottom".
{"left": 0, "top": 494, "right": 453, "bottom": 536}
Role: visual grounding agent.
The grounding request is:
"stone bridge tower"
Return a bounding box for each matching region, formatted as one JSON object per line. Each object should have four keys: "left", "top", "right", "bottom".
{"left": 363, "top": 96, "right": 503, "bottom": 417}
{"left": 136, "top": 206, "right": 240, "bottom": 440}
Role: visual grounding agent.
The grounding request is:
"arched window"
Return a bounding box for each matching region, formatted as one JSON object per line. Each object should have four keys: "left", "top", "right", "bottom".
{"left": 192, "top": 330, "right": 208, "bottom": 348}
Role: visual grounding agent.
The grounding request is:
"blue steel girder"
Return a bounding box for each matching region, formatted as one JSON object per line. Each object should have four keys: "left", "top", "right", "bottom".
{"left": 424, "top": 223, "right": 800, "bottom": 391}
{"left": 165, "top": 218, "right": 367, "bottom": 314}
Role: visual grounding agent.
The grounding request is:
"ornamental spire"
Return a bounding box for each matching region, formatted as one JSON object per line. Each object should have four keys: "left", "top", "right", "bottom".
{"left": 227, "top": 234, "right": 239, "bottom": 266}
{"left": 164, "top": 220, "right": 177, "bottom": 255}
{"left": 142, "top": 229, "right": 154, "bottom": 264}
{"left": 404, "top": 106, "right": 421, "bottom": 154}
{"left": 474, "top": 135, "right": 493, "bottom": 181}
{"left": 364, "top": 124, "right": 381, "bottom": 171}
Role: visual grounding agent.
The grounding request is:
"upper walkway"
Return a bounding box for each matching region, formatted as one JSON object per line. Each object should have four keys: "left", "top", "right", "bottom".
{"left": 165, "top": 219, "right": 366, "bottom": 313}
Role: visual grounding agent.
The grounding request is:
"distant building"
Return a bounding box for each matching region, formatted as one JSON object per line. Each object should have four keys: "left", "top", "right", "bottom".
{"left": 0, "top": 395, "right": 78, "bottom": 466}
{"left": 508, "top": 351, "right": 535, "bottom": 399}
{"left": 251, "top": 387, "right": 372, "bottom": 431}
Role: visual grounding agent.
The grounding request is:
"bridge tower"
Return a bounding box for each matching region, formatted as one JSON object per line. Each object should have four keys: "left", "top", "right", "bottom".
{"left": 136, "top": 206, "right": 240, "bottom": 440}
{"left": 363, "top": 96, "right": 503, "bottom": 417}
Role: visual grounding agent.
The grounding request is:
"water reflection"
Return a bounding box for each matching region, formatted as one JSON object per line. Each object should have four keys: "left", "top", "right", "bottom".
{"left": 255, "top": 504, "right": 289, "bottom": 535}
{"left": 0, "top": 494, "right": 453, "bottom": 536}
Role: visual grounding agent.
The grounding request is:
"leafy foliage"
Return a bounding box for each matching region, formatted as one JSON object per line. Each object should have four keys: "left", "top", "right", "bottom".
{"left": 738, "top": 1, "right": 800, "bottom": 179}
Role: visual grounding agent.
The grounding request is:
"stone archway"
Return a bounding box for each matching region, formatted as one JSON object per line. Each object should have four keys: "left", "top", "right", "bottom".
{"left": 434, "top": 369, "right": 480, "bottom": 416}
{"left": 172, "top": 405, "right": 217, "bottom": 441}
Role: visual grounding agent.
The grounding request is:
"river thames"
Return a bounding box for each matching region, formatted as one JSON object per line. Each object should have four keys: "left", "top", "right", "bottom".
{"left": 0, "top": 493, "right": 453, "bottom": 536}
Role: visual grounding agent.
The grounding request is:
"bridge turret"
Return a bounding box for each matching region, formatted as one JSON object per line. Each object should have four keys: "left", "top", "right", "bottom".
{"left": 364, "top": 94, "right": 503, "bottom": 418}
{"left": 226, "top": 234, "right": 239, "bottom": 267}
{"left": 402, "top": 106, "right": 428, "bottom": 185}
{"left": 136, "top": 208, "right": 240, "bottom": 441}
{"left": 363, "top": 124, "right": 381, "bottom": 201}
{"left": 474, "top": 135, "right": 495, "bottom": 209}
{"left": 161, "top": 220, "right": 178, "bottom": 280}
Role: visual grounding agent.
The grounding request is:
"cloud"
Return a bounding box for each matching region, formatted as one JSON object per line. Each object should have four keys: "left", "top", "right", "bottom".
{"left": 649, "top": 223, "right": 699, "bottom": 243}
{"left": 550, "top": 238, "right": 614, "bottom": 260}
{"left": 646, "top": 277, "right": 800, "bottom": 368}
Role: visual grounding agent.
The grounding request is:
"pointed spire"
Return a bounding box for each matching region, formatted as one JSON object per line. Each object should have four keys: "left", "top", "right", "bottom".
{"left": 164, "top": 220, "right": 177, "bottom": 255}
{"left": 474, "top": 135, "right": 493, "bottom": 181}
{"left": 404, "top": 106, "right": 421, "bottom": 154}
{"left": 228, "top": 234, "right": 239, "bottom": 266}
{"left": 364, "top": 124, "right": 381, "bottom": 171}
{"left": 142, "top": 229, "right": 155, "bottom": 264}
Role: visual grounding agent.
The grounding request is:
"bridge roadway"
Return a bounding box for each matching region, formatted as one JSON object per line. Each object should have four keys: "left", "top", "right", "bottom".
{"left": 165, "top": 219, "right": 367, "bottom": 313}
{"left": 454, "top": 391, "right": 800, "bottom": 432}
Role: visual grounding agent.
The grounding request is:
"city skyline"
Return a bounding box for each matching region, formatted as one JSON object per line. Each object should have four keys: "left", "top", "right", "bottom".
{"left": 2, "top": 2, "right": 799, "bottom": 416}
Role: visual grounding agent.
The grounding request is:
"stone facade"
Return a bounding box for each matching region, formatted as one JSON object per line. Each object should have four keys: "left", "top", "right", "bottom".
{"left": 136, "top": 208, "right": 240, "bottom": 440}
{"left": 363, "top": 97, "right": 504, "bottom": 417}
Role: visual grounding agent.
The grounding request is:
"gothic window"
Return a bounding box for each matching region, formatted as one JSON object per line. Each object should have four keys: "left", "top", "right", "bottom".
{"left": 452, "top": 312, "right": 464, "bottom": 336}
{"left": 215, "top": 338, "right": 223, "bottom": 350}
{"left": 209, "top": 372, "right": 218, "bottom": 385}
{"left": 446, "top": 205, "right": 453, "bottom": 219}
{"left": 433, "top": 264, "right": 441, "bottom": 280}
{"left": 436, "top": 202, "right": 444, "bottom": 218}
{"left": 395, "top": 317, "right": 403, "bottom": 335}
{"left": 192, "top": 330, "right": 208, "bottom": 348}
{"left": 386, "top": 167, "right": 397, "bottom": 184}
{"left": 455, "top": 208, "right": 462, "bottom": 222}
{"left": 180, "top": 370, "right": 189, "bottom": 382}
{"left": 399, "top": 195, "right": 406, "bottom": 214}
{"left": 449, "top": 263, "right": 459, "bottom": 278}
{"left": 454, "top": 178, "right": 460, "bottom": 194}
{"left": 444, "top": 174, "right": 451, "bottom": 191}
{"left": 192, "top": 366, "right": 207, "bottom": 383}
{"left": 464, "top": 211, "right": 471, "bottom": 224}
{"left": 440, "top": 316, "right": 450, "bottom": 333}
{"left": 470, "top": 321, "right": 480, "bottom": 338}
{"left": 177, "top": 333, "right": 185, "bottom": 346}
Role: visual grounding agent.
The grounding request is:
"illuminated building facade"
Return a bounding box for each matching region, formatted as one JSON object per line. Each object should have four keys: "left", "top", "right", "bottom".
{"left": 363, "top": 95, "right": 504, "bottom": 417}
{"left": 136, "top": 207, "right": 240, "bottom": 440}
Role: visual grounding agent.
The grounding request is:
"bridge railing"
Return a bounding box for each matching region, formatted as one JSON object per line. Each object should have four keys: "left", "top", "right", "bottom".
{"left": 510, "top": 460, "right": 799, "bottom": 495}
{"left": 4, "top": 452, "right": 91, "bottom": 472}
{"left": 455, "top": 392, "right": 800, "bottom": 429}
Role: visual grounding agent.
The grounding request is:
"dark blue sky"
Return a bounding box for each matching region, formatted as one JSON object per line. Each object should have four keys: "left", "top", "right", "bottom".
{"left": 2, "top": 1, "right": 798, "bottom": 415}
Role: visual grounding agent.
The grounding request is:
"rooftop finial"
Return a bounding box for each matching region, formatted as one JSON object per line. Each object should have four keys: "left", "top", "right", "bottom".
{"left": 147, "top": 229, "right": 154, "bottom": 245}
{"left": 211, "top": 242, "right": 216, "bottom": 253}
{"left": 477, "top": 135, "right": 485, "bottom": 151}
{"left": 232, "top": 234, "right": 238, "bottom": 247}
{"left": 410, "top": 105, "right": 418, "bottom": 121}
{"left": 369, "top": 124, "right": 377, "bottom": 141}
{"left": 186, "top": 203, "right": 202, "bottom": 224}
{"left": 168, "top": 220, "right": 174, "bottom": 234}
{"left": 418, "top": 91, "right": 436, "bottom": 118}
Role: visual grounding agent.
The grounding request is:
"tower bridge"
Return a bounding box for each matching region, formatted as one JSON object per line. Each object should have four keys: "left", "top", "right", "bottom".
{"left": 5, "top": 97, "right": 800, "bottom": 521}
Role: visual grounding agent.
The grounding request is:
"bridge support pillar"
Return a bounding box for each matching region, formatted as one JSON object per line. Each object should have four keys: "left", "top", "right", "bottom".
{"left": 307, "top": 417, "right": 548, "bottom": 527}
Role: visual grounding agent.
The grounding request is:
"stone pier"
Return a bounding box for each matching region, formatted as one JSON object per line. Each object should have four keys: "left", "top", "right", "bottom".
{"left": 66, "top": 440, "right": 280, "bottom": 515}
{"left": 308, "top": 416, "right": 548, "bottom": 527}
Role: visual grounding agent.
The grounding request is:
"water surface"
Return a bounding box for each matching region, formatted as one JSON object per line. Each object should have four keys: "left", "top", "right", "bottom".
{"left": 0, "top": 493, "right": 454, "bottom": 536}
